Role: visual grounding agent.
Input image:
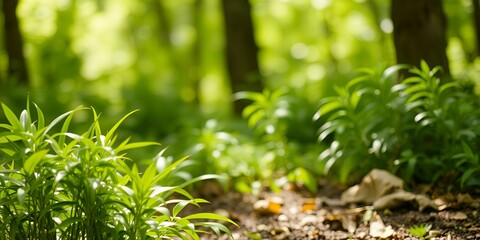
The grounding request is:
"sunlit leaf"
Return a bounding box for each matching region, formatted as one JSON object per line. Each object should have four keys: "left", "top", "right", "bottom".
{"left": 1, "top": 103, "right": 23, "bottom": 131}
{"left": 23, "top": 150, "right": 49, "bottom": 176}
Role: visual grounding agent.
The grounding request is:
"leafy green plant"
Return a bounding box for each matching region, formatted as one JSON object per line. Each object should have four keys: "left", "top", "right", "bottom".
{"left": 315, "top": 61, "right": 480, "bottom": 186}
{"left": 235, "top": 88, "right": 319, "bottom": 193}
{"left": 314, "top": 65, "right": 410, "bottom": 182}
{"left": 407, "top": 223, "right": 432, "bottom": 239}
{"left": 0, "top": 100, "right": 236, "bottom": 239}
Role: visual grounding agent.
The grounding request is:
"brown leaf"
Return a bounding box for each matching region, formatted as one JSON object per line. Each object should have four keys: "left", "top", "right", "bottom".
{"left": 301, "top": 198, "right": 317, "bottom": 213}
{"left": 369, "top": 214, "right": 395, "bottom": 238}
{"left": 457, "top": 193, "right": 474, "bottom": 205}
{"left": 341, "top": 214, "right": 357, "bottom": 233}
{"left": 253, "top": 197, "right": 283, "bottom": 215}
{"left": 341, "top": 169, "right": 404, "bottom": 204}
{"left": 449, "top": 212, "right": 468, "bottom": 220}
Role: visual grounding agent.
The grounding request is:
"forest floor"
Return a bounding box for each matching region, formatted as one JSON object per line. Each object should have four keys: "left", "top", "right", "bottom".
{"left": 188, "top": 179, "right": 480, "bottom": 240}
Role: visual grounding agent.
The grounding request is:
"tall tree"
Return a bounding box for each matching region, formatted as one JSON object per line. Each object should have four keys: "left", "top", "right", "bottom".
{"left": 473, "top": 0, "right": 480, "bottom": 57}
{"left": 391, "top": 0, "right": 450, "bottom": 77}
{"left": 2, "top": 0, "right": 29, "bottom": 84}
{"left": 221, "top": 0, "right": 263, "bottom": 114}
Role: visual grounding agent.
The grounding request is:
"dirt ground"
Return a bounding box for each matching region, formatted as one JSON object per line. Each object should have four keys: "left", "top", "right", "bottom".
{"left": 188, "top": 181, "right": 480, "bottom": 240}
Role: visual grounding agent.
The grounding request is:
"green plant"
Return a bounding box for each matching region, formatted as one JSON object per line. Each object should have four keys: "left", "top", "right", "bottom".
{"left": 0, "top": 100, "right": 235, "bottom": 239}
{"left": 314, "top": 65, "right": 410, "bottom": 182}
{"left": 314, "top": 62, "right": 480, "bottom": 186}
{"left": 235, "top": 88, "right": 318, "bottom": 193}
{"left": 407, "top": 223, "right": 432, "bottom": 239}
{"left": 398, "top": 61, "right": 480, "bottom": 185}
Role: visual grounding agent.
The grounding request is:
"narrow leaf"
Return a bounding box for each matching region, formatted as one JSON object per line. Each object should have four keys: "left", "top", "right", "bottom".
{"left": 23, "top": 150, "right": 49, "bottom": 175}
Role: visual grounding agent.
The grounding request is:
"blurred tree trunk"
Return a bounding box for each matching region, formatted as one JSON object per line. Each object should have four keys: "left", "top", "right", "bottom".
{"left": 2, "top": 0, "right": 29, "bottom": 85}
{"left": 391, "top": 0, "right": 450, "bottom": 78}
{"left": 221, "top": 0, "right": 263, "bottom": 114}
{"left": 474, "top": 0, "right": 480, "bottom": 56}
{"left": 191, "top": 0, "right": 203, "bottom": 105}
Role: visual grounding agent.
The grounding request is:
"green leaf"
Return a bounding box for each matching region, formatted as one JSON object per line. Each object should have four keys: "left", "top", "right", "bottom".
{"left": 233, "top": 91, "right": 263, "bottom": 102}
{"left": 19, "top": 110, "right": 30, "bottom": 132}
{"left": 105, "top": 110, "right": 139, "bottom": 144}
{"left": 317, "top": 100, "right": 344, "bottom": 119}
{"left": 1, "top": 103, "right": 23, "bottom": 131}
{"left": 288, "top": 167, "right": 317, "bottom": 193}
{"left": 17, "top": 187, "right": 27, "bottom": 204}
{"left": 115, "top": 141, "right": 160, "bottom": 153}
{"left": 183, "top": 213, "right": 238, "bottom": 227}
{"left": 172, "top": 200, "right": 191, "bottom": 217}
{"left": 33, "top": 103, "right": 45, "bottom": 130}
{"left": 23, "top": 150, "right": 49, "bottom": 176}
{"left": 43, "top": 106, "right": 87, "bottom": 137}
{"left": 460, "top": 168, "right": 479, "bottom": 188}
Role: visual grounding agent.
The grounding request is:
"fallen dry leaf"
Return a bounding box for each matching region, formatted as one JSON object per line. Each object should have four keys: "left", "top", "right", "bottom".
{"left": 449, "top": 212, "right": 468, "bottom": 220}
{"left": 369, "top": 214, "right": 395, "bottom": 238}
{"left": 373, "top": 191, "right": 416, "bottom": 210}
{"left": 342, "top": 169, "right": 438, "bottom": 211}
{"left": 301, "top": 198, "right": 317, "bottom": 213}
{"left": 457, "top": 193, "right": 474, "bottom": 205}
{"left": 341, "top": 214, "right": 357, "bottom": 233}
{"left": 253, "top": 197, "right": 283, "bottom": 215}
{"left": 322, "top": 197, "right": 346, "bottom": 207}
{"left": 342, "top": 169, "right": 404, "bottom": 204}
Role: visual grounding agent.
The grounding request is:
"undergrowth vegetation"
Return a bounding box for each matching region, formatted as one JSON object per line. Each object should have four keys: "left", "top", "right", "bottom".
{"left": 1, "top": 62, "right": 479, "bottom": 239}
{"left": 315, "top": 62, "right": 480, "bottom": 187}
{"left": 166, "top": 62, "right": 480, "bottom": 193}
{"left": 0, "top": 102, "right": 235, "bottom": 239}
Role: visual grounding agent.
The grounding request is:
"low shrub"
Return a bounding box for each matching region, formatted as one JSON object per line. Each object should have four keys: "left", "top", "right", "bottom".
{"left": 0, "top": 101, "right": 235, "bottom": 239}
{"left": 315, "top": 61, "right": 480, "bottom": 187}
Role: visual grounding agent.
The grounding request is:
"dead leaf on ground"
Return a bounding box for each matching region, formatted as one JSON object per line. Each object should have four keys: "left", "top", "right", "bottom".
{"left": 341, "top": 214, "right": 357, "bottom": 233}
{"left": 449, "top": 212, "right": 468, "bottom": 220}
{"left": 301, "top": 198, "right": 317, "bottom": 213}
{"left": 341, "top": 169, "right": 404, "bottom": 204}
{"left": 253, "top": 197, "right": 283, "bottom": 215}
{"left": 341, "top": 169, "right": 438, "bottom": 211}
{"left": 373, "top": 191, "right": 416, "bottom": 210}
{"left": 457, "top": 193, "right": 474, "bottom": 205}
{"left": 322, "top": 196, "right": 346, "bottom": 207}
{"left": 369, "top": 214, "right": 395, "bottom": 239}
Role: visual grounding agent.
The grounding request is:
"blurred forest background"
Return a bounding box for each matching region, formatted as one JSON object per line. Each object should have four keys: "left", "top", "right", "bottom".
{"left": 2, "top": 0, "right": 480, "bottom": 189}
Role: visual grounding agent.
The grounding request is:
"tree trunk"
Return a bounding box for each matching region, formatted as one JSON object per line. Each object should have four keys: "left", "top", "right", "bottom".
{"left": 221, "top": 0, "right": 262, "bottom": 114}
{"left": 473, "top": 0, "right": 480, "bottom": 57}
{"left": 391, "top": 0, "right": 450, "bottom": 78}
{"left": 2, "top": 0, "right": 29, "bottom": 85}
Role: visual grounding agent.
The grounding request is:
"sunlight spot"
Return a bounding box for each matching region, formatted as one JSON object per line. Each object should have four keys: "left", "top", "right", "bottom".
{"left": 307, "top": 64, "right": 326, "bottom": 81}
{"left": 291, "top": 43, "right": 309, "bottom": 59}
{"left": 331, "top": 42, "right": 348, "bottom": 59}
{"left": 56, "top": 0, "right": 71, "bottom": 10}
{"left": 311, "top": 0, "right": 331, "bottom": 9}
{"left": 274, "top": 108, "right": 289, "bottom": 118}
{"left": 212, "top": 150, "right": 221, "bottom": 158}
{"left": 347, "top": 13, "right": 376, "bottom": 41}
{"left": 171, "top": 25, "right": 195, "bottom": 46}
{"left": 266, "top": 124, "right": 275, "bottom": 134}
{"left": 380, "top": 18, "right": 394, "bottom": 33}
{"left": 206, "top": 119, "right": 217, "bottom": 129}
{"left": 270, "top": 2, "right": 292, "bottom": 22}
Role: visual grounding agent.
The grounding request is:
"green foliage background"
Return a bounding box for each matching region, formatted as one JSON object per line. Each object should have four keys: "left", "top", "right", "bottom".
{"left": 1, "top": 0, "right": 480, "bottom": 189}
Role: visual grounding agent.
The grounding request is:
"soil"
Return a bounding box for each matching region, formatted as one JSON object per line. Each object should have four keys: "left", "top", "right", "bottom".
{"left": 187, "top": 181, "right": 480, "bottom": 240}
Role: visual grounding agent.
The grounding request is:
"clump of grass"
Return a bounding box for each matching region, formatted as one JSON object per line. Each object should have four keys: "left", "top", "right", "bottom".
{"left": 0, "top": 100, "right": 235, "bottom": 239}
{"left": 407, "top": 223, "right": 432, "bottom": 239}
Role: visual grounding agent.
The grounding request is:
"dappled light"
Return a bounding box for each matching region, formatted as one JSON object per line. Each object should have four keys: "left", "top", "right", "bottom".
{"left": 1, "top": 0, "right": 480, "bottom": 239}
